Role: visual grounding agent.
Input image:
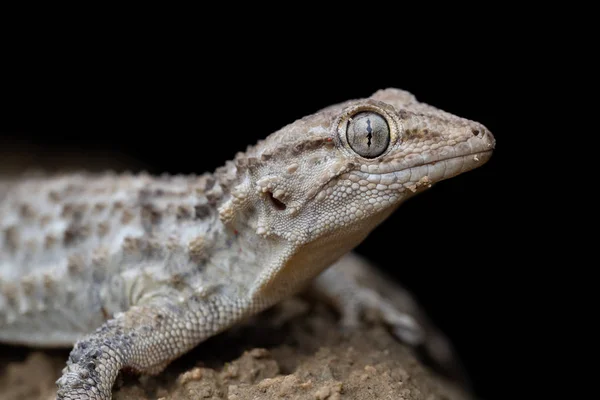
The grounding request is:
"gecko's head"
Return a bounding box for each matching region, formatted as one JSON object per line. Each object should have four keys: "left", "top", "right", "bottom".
{"left": 220, "top": 88, "right": 495, "bottom": 251}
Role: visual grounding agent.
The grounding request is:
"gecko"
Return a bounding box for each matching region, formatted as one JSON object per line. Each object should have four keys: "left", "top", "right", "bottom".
{"left": 0, "top": 88, "right": 495, "bottom": 399}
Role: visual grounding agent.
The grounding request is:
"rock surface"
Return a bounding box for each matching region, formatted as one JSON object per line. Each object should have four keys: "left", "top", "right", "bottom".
{"left": 0, "top": 297, "right": 471, "bottom": 400}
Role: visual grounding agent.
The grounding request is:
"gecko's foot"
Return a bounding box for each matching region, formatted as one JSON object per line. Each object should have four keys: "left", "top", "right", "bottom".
{"left": 56, "top": 364, "right": 101, "bottom": 400}
{"left": 334, "top": 286, "right": 425, "bottom": 346}
{"left": 55, "top": 344, "right": 115, "bottom": 400}
{"left": 310, "top": 255, "right": 427, "bottom": 347}
{"left": 56, "top": 364, "right": 107, "bottom": 400}
{"left": 311, "top": 254, "right": 470, "bottom": 386}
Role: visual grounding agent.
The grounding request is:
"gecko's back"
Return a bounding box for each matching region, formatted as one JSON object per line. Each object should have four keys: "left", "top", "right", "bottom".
{"left": 0, "top": 172, "right": 221, "bottom": 346}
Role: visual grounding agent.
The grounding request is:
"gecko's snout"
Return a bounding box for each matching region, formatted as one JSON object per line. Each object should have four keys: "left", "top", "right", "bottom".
{"left": 466, "top": 125, "right": 495, "bottom": 169}
{"left": 473, "top": 126, "right": 496, "bottom": 151}
{"left": 484, "top": 129, "right": 496, "bottom": 150}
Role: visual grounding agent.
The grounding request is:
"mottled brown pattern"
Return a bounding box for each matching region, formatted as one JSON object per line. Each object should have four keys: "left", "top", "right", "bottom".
{"left": 188, "top": 236, "right": 207, "bottom": 264}
{"left": 3, "top": 226, "right": 19, "bottom": 252}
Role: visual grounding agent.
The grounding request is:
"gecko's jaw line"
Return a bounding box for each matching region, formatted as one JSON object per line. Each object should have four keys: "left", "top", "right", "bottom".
{"left": 404, "top": 149, "right": 494, "bottom": 182}
{"left": 350, "top": 149, "right": 494, "bottom": 192}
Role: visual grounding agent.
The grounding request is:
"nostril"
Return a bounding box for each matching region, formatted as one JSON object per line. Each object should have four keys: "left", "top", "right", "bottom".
{"left": 267, "top": 191, "right": 287, "bottom": 210}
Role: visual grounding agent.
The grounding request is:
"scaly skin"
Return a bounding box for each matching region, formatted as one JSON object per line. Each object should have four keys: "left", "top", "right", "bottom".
{"left": 0, "top": 88, "right": 495, "bottom": 399}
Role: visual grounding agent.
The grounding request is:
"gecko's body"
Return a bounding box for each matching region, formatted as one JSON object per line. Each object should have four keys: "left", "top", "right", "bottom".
{"left": 0, "top": 89, "right": 495, "bottom": 399}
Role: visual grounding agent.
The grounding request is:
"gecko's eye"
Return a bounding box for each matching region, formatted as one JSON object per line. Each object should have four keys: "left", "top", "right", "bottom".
{"left": 346, "top": 112, "right": 390, "bottom": 158}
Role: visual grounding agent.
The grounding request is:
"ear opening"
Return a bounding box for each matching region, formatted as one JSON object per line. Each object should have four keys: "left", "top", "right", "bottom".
{"left": 267, "top": 191, "right": 287, "bottom": 210}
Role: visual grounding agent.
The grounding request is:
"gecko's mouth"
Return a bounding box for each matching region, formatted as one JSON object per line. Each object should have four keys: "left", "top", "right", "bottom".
{"left": 353, "top": 150, "right": 494, "bottom": 187}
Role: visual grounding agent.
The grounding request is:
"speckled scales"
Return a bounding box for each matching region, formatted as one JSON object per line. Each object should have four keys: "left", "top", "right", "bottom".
{"left": 0, "top": 173, "right": 225, "bottom": 344}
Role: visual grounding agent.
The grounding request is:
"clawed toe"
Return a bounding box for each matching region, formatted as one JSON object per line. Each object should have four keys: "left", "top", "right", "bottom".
{"left": 336, "top": 289, "right": 426, "bottom": 346}
{"left": 390, "top": 315, "right": 424, "bottom": 345}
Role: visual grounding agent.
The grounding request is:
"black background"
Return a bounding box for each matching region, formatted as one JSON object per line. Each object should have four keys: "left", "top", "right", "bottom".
{"left": 1, "top": 33, "right": 543, "bottom": 399}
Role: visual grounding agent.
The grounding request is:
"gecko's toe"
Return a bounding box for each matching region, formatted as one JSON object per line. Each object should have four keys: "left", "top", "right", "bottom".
{"left": 389, "top": 314, "right": 424, "bottom": 345}
{"left": 335, "top": 288, "right": 426, "bottom": 346}
{"left": 56, "top": 362, "right": 102, "bottom": 399}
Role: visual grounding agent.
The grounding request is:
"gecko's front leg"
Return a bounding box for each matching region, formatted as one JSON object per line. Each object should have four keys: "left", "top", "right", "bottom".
{"left": 311, "top": 253, "right": 425, "bottom": 344}
{"left": 310, "top": 252, "right": 466, "bottom": 383}
{"left": 56, "top": 292, "right": 244, "bottom": 400}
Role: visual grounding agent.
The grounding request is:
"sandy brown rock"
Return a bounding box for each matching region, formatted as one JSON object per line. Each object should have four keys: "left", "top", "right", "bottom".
{"left": 0, "top": 297, "right": 471, "bottom": 400}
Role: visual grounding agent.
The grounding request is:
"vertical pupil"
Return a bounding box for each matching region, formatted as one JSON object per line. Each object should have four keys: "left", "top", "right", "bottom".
{"left": 366, "top": 119, "right": 373, "bottom": 147}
